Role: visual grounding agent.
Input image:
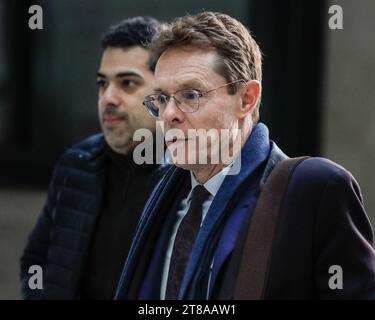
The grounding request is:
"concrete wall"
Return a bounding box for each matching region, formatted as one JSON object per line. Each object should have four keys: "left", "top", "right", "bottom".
{"left": 322, "top": 0, "right": 375, "bottom": 226}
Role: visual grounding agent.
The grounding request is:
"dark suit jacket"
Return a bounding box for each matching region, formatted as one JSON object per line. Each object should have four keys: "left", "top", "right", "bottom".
{"left": 219, "top": 157, "right": 375, "bottom": 299}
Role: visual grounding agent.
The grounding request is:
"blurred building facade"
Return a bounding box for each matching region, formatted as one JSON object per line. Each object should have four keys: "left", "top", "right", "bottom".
{"left": 323, "top": 0, "right": 375, "bottom": 228}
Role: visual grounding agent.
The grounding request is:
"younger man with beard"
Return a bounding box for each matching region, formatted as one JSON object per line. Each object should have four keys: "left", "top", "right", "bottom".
{"left": 20, "top": 16, "right": 163, "bottom": 299}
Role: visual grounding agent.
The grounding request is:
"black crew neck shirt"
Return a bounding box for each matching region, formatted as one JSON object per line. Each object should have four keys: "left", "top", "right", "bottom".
{"left": 80, "top": 142, "right": 160, "bottom": 299}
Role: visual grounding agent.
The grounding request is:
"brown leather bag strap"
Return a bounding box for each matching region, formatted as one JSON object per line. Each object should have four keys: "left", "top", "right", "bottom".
{"left": 233, "top": 156, "right": 309, "bottom": 299}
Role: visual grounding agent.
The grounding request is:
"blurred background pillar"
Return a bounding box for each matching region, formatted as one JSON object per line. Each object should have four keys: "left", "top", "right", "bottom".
{"left": 322, "top": 0, "right": 375, "bottom": 226}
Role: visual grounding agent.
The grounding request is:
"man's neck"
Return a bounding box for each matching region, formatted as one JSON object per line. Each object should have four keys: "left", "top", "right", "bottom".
{"left": 192, "top": 163, "right": 226, "bottom": 184}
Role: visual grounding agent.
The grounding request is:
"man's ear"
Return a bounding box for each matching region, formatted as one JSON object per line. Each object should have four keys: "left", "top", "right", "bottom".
{"left": 238, "top": 80, "right": 261, "bottom": 118}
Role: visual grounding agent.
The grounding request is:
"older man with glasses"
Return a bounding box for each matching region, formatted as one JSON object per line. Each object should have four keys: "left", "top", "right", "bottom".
{"left": 116, "top": 12, "right": 375, "bottom": 300}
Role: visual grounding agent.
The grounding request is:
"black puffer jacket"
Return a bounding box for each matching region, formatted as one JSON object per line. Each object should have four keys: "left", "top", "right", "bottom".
{"left": 20, "top": 134, "right": 164, "bottom": 299}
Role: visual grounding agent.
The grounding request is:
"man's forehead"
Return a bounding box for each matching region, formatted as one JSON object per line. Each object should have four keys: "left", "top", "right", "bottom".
{"left": 156, "top": 47, "right": 217, "bottom": 70}
{"left": 99, "top": 46, "right": 151, "bottom": 75}
{"left": 155, "top": 47, "right": 219, "bottom": 90}
{"left": 155, "top": 74, "right": 208, "bottom": 92}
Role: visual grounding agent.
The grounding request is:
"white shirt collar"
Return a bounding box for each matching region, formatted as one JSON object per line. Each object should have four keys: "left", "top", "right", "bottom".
{"left": 189, "top": 165, "right": 232, "bottom": 199}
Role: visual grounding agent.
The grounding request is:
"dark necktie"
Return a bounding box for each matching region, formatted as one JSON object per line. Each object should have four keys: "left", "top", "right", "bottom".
{"left": 165, "top": 185, "right": 211, "bottom": 299}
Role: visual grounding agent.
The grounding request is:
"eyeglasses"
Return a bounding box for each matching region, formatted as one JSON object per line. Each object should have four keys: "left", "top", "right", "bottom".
{"left": 143, "top": 79, "right": 245, "bottom": 118}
